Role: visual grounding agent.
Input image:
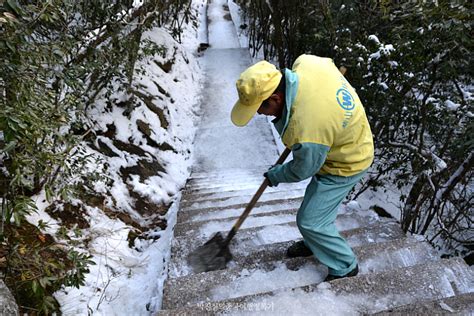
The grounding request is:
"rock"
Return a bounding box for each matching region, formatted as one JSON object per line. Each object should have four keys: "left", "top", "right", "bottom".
{"left": 132, "top": 89, "right": 169, "bottom": 129}
{"left": 113, "top": 139, "right": 150, "bottom": 157}
{"left": 153, "top": 81, "right": 171, "bottom": 98}
{"left": 95, "top": 138, "right": 120, "bottom": 157}
{"left": 154, "top": 59, "right": 174, "bottom": 73}
{"left": 120, "top": 158, "right": 166, "bottom": 182}
{"left": 46, "top": 202, "right": 90, "bottom": 229}
{"left": 136, "top": 119, "right": 152, "bottom": 137}
{"left": 0, "top": 280, "right": 18, "bottom": 316}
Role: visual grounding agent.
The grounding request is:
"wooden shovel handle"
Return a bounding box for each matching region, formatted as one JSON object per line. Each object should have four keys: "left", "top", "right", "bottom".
{"left": 224, "top": 147, "right": 292, "bottom": 245}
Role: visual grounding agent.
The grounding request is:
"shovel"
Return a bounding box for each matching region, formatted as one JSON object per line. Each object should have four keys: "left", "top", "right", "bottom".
{"left": 188, "top": 147, "right": 291, "bottom": 273}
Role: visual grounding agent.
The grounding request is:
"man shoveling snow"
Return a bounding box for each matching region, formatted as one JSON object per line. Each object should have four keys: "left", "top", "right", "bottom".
{"left": 231, "top": 54, "right": 374, "bottom": 281}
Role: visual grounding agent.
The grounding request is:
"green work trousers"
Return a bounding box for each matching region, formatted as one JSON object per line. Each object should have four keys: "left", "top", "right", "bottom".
{"left": 297, "top": 171, "right": 367, "bottom": 276}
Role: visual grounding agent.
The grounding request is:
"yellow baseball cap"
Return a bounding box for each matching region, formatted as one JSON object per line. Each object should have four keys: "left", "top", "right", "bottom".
{"left": 231, "top": 61, "right": 282, "bottom": 126}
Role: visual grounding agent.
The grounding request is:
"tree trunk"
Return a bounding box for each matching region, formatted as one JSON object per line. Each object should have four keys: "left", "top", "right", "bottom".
{"left": 268, "top": 0, "right": 285, "bottom": 68}
{"left": 401, "top": 174, "right": 427, "bottom": 232}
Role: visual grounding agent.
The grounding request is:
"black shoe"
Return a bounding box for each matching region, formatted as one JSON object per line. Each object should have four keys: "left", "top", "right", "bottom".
{"left": 324, "top": 264, "right": 359, "bottom": 282}
{"left": 286, "top": 240, "right": 313, "bottom": 258}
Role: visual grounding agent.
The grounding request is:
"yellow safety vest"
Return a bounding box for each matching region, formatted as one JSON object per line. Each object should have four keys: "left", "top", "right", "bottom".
{"left": 282, "top": 55, "right": 374, "bottom": 176}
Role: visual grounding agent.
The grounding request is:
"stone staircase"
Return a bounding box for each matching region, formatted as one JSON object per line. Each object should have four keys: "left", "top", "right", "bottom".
{"left": 161, "top": 0, "right": 474, "bottom": 312}
{"left": 158, "top": 168, "right": 474, "bottom": 314}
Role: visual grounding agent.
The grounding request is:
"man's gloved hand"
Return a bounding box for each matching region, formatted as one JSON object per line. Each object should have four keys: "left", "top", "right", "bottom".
{"left": 263, "top": 172, "right": 274, "bottom": 187}
{"left": 263, "top": 172, "right": 273, "bottom": 187}
{"left": 264, "top": 165, "right": 280, "bottom": 187}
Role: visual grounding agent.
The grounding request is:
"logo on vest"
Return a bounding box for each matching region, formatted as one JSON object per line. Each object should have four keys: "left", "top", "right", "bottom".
{"left": 336, "top": 88, "right": 355, "bottom": 111}
{"left": 336, "top": 77, "right": 356, "bottom": 128}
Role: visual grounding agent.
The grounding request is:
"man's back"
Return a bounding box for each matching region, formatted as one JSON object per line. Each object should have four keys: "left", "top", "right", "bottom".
{"left": 282, "top": 54, "right": 374, "bottom": 176}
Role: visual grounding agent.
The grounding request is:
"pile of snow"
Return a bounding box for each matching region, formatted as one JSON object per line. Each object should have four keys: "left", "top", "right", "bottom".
{"left": 89, "top": 26, "right": 202, "bottom": 214}
{"left": 444, "top": 100, "right": 460, "bottom": 111}
{"left": 369, "top": 43, "right": 395, "bottom": 60}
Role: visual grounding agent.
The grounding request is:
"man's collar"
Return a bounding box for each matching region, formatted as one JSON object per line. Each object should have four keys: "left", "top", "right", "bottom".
{"left": 273, "top": 68, "right": 299, "bottom": 136}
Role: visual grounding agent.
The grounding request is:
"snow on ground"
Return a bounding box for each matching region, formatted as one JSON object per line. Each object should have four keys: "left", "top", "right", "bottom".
{"left": 55, "top": 199, "right": 181, "bottom": 315}
{"left": 48, "top": 1, "right": 207, "bottom": 315}
{"left": 92, "top": 26, "right": 202, "bottom": 209}
{"left": 191, "top": 51, "right": 279, "bottom": 172}
{"left": 354, "top": 174, "right": 403, "bottom": 220}
{"left": 27, "top": 191, "right": 62, "bottom": 234}
{"left": 228, "top": 0, "right": 249, "bottom": 48}
{"left": 207, "top": 0, "right": 240, "bottom": 48}
{"left": 180, "top": 0, "right": 208, "bottom": 49}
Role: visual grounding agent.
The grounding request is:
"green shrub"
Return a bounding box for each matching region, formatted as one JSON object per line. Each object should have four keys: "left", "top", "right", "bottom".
{"left": 1, "top": 0, "right": 194, "bottom": 313}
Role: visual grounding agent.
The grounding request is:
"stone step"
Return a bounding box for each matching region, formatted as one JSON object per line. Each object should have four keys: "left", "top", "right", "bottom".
{"left": 189, "top": 166, "right": 272, "bottom": 181}
{"left": 182, "top": 182, "right": 267, "bottom": 197}
{"left": 169, "top": 219, "right": 403, "bottom": 278}
{"left": 186, "top": 173, "right": 263, "bottom": 188}
{"left": 162, "top": 238, "right": 440, "bottom": 309}
{"left": 178, "top": 196, "right": 303, "bottom": 223}
{"left": 178, "top": 198, "right": 363, "bottom": 226}
{"left": 181, "top": 180, "right": 308, "bottom": 203}
{"left": 179, "top": 194, "right": 303, "bottom": 217}
{"left": 184, "top": 175, "right": 309, "bottom": 192}
{"left": 230, "top": 235, "right": 439, "bottom": 274}
{"left": 180, "top": 187, "right": 306, "bottom": 211}
{"left": 182, "top": 177, "right": 309, "bottom": 197}
{"left": 0, "top": 280, "right": 18, "bottom": 316}
{"left": 372, "top": 292, "right": 474, "bottom": 315}
{"left": 174, "top": 208, "right": 297, "bottom": 239}
{"left": 173, "top": 207, "right": 379, "bottom": 240}
{"left": 160, "top": 258, "right": 473, "bottom": 314}
{"left": 184, "top": 177, "right": 263, "bottom": 192}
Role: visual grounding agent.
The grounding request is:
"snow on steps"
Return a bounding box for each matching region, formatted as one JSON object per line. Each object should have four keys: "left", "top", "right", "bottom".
{"left": 186, "top": 167, "right": 272, "bottom": 181}
{"left": 178, "top": 196, "right": 304, "bottom": 223}
{"left": 180, "top": 187, "right": 306, "bottom": 211}
{"left": 169, "top": 219, "right": 405, "bottom": 278}
{"left": 371, "top": 292, "right": 474, "bottom": 314}
{"left": 182, "top": 170, "right": 309, "bottom": 197}
{"left": 160, "top": 169, "right": 474, "bottom": 314}
{"left": 180, "top": 195, "right": 304, "bottom": 217}
{"left": 159, "top": 258, "right": 473, "bottom": 315}
{"left": 162, "top": 237, "right": 440, "bottom": 309}
{"left": 173, "top": 208, "right": 386, "bottom": 241}
{"left": 227, "top": 233, "right": 432, "bottom": 273}
{"left": 184, "top": 174, "right": 264, "bottom": 191}
{"left": 181, "top": 181, "right": 307, "bottom": 198}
